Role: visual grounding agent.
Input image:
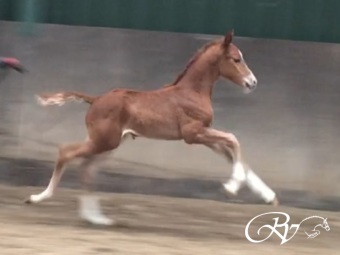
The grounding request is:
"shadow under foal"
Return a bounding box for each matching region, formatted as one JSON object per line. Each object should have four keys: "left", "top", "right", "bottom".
{"left": 26, "top": 30, "right": 278, "bottom": 225}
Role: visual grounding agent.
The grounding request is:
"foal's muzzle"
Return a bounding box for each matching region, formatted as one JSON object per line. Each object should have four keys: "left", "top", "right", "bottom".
{"left": 243, "top": 73, "right": 257, "bottom": 93}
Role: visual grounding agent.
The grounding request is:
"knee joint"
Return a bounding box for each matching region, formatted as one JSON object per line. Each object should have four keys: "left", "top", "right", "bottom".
{"left": 227, "top": 133, "right": 240, "bottom": 149}
{"left": 58, "top": 146, "right": 73, "bottom": 162}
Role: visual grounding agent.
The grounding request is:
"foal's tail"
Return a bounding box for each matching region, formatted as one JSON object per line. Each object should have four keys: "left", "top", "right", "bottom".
{"left": 36, "top": 91, "right": 97, "bottom": 106}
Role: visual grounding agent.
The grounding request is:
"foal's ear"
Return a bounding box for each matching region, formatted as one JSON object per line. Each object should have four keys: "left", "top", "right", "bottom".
{"left": 224, "top": 29, "right": 234, "bottom": 47}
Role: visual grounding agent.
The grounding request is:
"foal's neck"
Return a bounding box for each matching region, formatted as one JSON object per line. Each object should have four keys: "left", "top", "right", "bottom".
{"left": 177, "top": 46, "right": 221, "bottom": 97}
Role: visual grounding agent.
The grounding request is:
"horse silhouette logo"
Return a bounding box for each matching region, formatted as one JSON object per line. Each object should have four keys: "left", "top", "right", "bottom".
{"left": 304, "top": 217, "right": 330, "bottom": 239}
{"left": 245, "top": 212, "right": 331, "bottom": 245}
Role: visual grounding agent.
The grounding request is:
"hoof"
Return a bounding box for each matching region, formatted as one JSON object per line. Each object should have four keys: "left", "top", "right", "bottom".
{"left": 221, "top": 181, "right": 239, "bottom": 197}
{"left": 79, "top": 195, "right": 114, "bottom": 226}
{"left": 80, "top": 214, "right": 115, "bottom": 226}
{"left": 219, "top": 186, "right": 236, "bottom": 198}
{"left": 24, "top": 197, "right": 32, "bottom": 204}
{"left": 268, "top": 197, "right": 280, "bottom": 207}
{"left": 219, "top": 184, "right": 240, "bottom": 204}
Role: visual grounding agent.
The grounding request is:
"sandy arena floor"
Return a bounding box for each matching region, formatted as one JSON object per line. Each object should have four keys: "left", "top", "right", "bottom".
{"left": 0, "top": 185, "right": 339, "bottom": 255}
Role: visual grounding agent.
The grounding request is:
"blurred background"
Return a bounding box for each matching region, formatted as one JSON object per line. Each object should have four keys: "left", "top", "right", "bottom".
{"left": 0, "top": 0, "right": 339, "bottom": 215}
{"left": 0, "top": 1, "right": 340, "bottom": 254}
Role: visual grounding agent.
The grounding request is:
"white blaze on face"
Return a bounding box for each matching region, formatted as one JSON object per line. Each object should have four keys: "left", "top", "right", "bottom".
{"left": 238, "top": 49, "right": 257, "bottom": 92}
{"left": 238, "top": 49, "right": 244, "bottom": 60}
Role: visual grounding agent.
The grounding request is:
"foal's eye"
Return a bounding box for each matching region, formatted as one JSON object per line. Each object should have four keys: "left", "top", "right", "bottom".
{"left": 233, "top": 58, "right": 241, "bottom": 63}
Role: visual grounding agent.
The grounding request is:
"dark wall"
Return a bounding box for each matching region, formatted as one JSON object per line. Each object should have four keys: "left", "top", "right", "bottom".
{"left": 0, "top": 0, "right": 339, "bottom": 43}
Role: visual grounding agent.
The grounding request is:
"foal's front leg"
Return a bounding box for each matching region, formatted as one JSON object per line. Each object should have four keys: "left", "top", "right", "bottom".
{"left": 183, "top": 126, "right": 278, "bottom": 205}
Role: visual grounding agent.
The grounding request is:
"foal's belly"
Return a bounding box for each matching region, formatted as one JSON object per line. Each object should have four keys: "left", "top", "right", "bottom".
{"left": 125, "top": 117, "right": 182, "bottom": 140}
{"left": 125, "top": 107, "right": 182, "bottom": 140}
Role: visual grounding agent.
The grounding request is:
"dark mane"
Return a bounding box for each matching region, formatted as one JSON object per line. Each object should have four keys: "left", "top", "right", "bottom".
{"left": 170, "top": 40, "right": 221, "bottom": 86}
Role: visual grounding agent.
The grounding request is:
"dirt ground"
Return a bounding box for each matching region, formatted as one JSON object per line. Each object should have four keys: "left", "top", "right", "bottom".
{"left": 0, "top": 185, "right": 339, "bottom": 255}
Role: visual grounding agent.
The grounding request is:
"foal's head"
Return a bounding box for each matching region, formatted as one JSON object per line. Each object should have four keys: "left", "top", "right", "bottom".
{"left": 218, "top": 30, "right": 257, "bottom": 93}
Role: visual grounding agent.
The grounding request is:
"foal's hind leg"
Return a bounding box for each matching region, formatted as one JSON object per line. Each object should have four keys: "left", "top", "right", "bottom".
{"left": 78, "top": 133, "right": 130, "bottom": 225}
{"left": 25, "top": 141, "right": 100, "bottom": 204}
{"left": 182, "top": 126, "right": 277, "bottom": 204}
{"left": 78, "top": 153, "right": 114, "bottom": 225}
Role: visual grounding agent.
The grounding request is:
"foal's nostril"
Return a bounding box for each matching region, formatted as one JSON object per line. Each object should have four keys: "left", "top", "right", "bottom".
{"left": 246, "top": 82, "right": 256, "bottom": 89}
{"left": 252, "top": 77, "right": 258, "bottom": 86}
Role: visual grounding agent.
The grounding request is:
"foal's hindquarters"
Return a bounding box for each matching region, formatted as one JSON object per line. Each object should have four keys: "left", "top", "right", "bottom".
{"left": 25, "top": 97, "right": 127, "bottom": 225}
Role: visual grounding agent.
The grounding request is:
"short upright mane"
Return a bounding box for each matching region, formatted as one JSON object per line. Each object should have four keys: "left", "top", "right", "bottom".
{"left": 170, "top": 40, "right": 221, "bottom": 86}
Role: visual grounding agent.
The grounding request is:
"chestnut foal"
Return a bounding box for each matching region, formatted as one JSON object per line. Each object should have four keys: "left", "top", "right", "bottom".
{"left": 26, "top": 31, "right": 278, "bottom": 225}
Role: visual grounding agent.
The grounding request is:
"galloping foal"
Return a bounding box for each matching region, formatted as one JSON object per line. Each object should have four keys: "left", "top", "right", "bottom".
{"left": 26, "top": 31, "right": 278, "bottom": 225}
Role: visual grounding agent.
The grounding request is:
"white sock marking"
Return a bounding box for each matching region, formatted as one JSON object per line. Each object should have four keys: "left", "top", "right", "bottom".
{"left": 246, "top": 169, "right": 276, "bottom": 203}
{"left": 29, "top": 180, "right": 54, "bottom": 203}
{"left": 79, "top": 195, "right": 113, "bottom": 226}
{"left": 223, "top": 162, "right": 246, "bottom": 195}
